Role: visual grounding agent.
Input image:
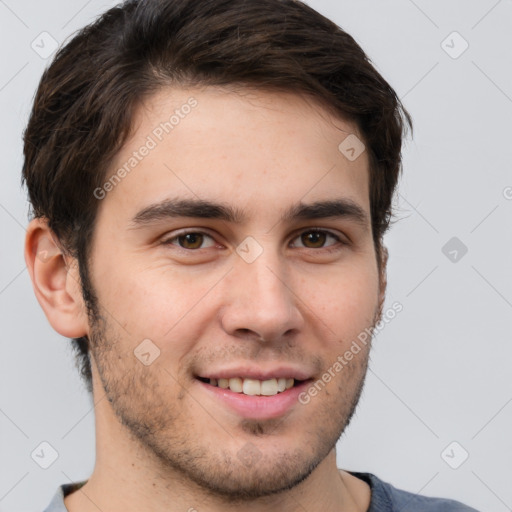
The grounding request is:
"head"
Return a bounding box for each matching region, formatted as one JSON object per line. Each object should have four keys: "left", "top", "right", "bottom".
{"left": 23, "top": 0, "right": 411, "bottom": 500}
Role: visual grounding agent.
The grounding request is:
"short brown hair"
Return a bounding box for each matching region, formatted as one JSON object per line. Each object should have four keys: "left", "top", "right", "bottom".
{"left": 22, "top": 0, "right": 412, "bottom": 392}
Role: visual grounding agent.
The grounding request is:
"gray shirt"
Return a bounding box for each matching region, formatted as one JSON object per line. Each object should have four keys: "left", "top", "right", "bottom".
{"left": 42, "top": 472, "right": 480, "bottom": 511}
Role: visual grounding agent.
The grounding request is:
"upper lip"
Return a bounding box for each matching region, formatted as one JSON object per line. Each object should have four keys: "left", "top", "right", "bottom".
{"left": 196, "top": 365, "right": 313, "bottom": 381}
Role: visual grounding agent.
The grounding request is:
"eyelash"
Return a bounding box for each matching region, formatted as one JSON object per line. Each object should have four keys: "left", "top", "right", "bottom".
{"left": 161, "top": 228, "right": 347, "bottom": 253}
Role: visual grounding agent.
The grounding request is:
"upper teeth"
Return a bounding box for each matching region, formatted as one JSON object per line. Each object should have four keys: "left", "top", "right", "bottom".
{"left": 209, "top": 377, "right": 294, "bottom": 396}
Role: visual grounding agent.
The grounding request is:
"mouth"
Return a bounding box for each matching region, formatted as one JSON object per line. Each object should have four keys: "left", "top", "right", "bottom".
{"left": 196, "top": 376, "right": 305, "bottom": 396}
{"left": 195, "top": 373, "right": 314, "bottom": 420}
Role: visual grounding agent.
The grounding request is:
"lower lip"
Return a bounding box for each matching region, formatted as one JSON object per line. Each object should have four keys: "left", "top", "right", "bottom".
{"left": 197, "top": 379, "right": 312, "bottom": 420}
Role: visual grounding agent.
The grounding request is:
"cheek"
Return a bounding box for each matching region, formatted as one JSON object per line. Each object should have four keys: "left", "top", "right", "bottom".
{"left": 94, "top": 257, "right": 222, "bottom": 345}
{"left": 302, "top": 261, "right": 379, "bottom": 338}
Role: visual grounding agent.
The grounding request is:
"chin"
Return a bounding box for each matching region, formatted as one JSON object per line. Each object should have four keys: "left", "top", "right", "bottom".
{"left": 180, "top": 449, "right": 323, "bottom": 501}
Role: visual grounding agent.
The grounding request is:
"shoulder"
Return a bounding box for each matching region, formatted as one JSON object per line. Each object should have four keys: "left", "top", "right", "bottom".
{"left": 348, "top": 471, "right": 480, "bottom": 512}
{"left": 41, "top": 481, "right": 87, "bottom": 512}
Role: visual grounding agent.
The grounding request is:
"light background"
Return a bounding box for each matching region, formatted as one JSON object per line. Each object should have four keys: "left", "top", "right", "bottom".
{"left": 1, "top": 1, "right": 511, "bottom": 511}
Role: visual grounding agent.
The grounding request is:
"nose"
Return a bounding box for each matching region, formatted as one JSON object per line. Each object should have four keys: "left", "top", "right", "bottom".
{"left": 219, "top": 250, "right": 304, "bottom": 343}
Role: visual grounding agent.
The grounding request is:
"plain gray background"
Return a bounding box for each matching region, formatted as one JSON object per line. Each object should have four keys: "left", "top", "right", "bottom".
{"left": 1, "top": 1, "right": 511, "bottom": 511}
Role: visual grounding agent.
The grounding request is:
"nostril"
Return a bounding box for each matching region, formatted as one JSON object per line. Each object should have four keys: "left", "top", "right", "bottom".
{"left": 235, "top": 329, "right": 268, "bottom": 342}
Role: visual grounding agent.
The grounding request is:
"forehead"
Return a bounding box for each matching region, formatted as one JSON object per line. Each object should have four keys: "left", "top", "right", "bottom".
{"left": 99, "top": 86, "right": 370, "bottom": 225}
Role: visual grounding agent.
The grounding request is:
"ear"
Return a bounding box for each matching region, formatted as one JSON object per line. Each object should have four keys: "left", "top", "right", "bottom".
{"left": 376, "top": 244, "right": 389, "bottom": 322}
{"left": 25, "top": 218, "right": 89, "bottom": 338}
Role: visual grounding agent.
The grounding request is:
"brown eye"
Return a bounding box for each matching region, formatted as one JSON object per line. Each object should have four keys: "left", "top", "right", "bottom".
{"left": 164, "top": 232, "right": 216, "bottom": 250}
{"left": 177, "top": 233, "right": 204, "bottom": 249}
{"left": 297, "top": 230, "right": 342, "bottom": 249}
{"left": 301, "top": 231, "right": 327, "bottom": 248}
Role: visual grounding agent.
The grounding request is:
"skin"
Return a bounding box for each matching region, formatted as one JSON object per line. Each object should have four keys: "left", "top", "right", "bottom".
{"left": 26, "top": 86, "right": 387, "bottom": 512}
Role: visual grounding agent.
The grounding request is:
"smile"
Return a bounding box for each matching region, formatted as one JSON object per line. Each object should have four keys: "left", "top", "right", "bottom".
{"left": 197, "top": 377, "right": 298, "bottom": 396}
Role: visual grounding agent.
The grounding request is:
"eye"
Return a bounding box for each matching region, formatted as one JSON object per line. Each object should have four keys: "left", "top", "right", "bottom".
{"left": 163, "top": 231, "right": 217, "bottom": 250}
{"left": 290, "top": 229, "right": 343, "bottom": 249}
{"left": 161, "top": 229, "right": 345, "bottom": 252}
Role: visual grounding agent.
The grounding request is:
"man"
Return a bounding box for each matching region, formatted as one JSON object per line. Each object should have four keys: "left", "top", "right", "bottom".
{"left": 23, "top": 0, "right": 478, "bottom": 510}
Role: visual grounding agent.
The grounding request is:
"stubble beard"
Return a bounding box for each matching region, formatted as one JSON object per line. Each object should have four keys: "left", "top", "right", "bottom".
{"left": 86, "top": 296, "right": 372, "bottom": 502}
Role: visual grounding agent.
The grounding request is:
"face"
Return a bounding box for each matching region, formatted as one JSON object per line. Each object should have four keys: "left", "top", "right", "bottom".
{"left": 85, "top": 86, "right": 383, "bottom": 499}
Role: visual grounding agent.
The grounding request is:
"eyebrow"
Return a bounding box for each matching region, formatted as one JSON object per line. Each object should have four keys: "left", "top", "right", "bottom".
{"left": 130, "top": 197, "right": 369, "bottom": 230}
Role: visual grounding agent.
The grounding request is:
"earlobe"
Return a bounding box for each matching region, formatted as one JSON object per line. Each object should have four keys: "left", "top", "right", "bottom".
{"left": 25, "top": 218, "right": 89, "bottom": 338}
